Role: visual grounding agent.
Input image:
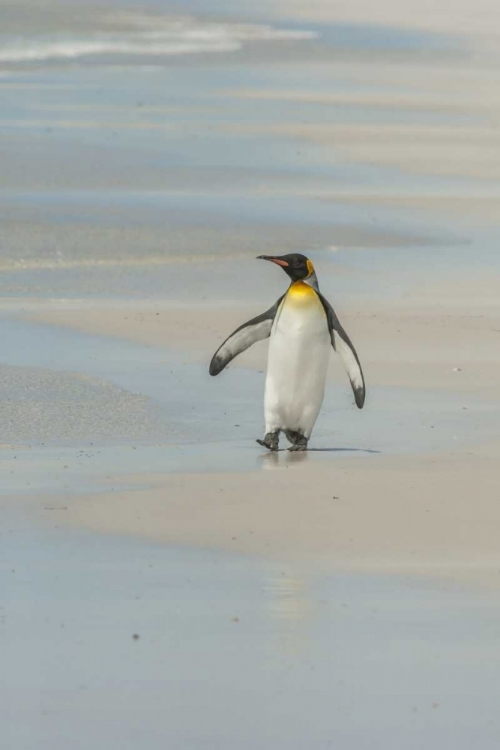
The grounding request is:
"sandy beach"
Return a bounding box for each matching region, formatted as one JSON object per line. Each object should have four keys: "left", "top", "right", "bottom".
{"left": 2, "top": 0, "right": 500, "bottom": 747}
{"left": 41, "top": 444, "right": 500, "bottom": 584}
{"left": 25, "top": 269, "right": 500, "bottom": 588}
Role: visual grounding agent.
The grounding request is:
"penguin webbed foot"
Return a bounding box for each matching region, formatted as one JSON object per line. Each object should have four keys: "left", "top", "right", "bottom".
{"left": 256, "top": 431, "right": 280, "bottom": 451}
{"left": 285, "top": 430, "right": 308, "bottom": 452}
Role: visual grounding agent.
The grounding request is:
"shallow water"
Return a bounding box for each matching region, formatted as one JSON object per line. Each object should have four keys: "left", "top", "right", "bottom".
{"left": 2, "top": 0, "right": 500, "bottom": 745}
{"left": 2, "top": 505, "right": 500, "bottom": 750}
{"left": 0, "top": 3, "right": 497, "bottom": 282}
{"left": 0, "top": 314, "right": 497, "bottom": 485}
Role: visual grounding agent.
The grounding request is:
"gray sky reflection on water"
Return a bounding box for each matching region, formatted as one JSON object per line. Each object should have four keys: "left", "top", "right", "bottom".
{"left": 2, "top": 513, "right": 500, "bottom": 749}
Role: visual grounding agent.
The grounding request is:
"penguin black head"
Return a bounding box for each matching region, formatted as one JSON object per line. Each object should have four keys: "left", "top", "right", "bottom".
{"left": 257, "top": 253, "right": 315, "bottom": 283}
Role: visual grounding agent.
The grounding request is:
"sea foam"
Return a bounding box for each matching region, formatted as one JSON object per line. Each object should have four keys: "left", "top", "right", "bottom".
{"left": 0, "top": 13, "right": 317, "bottom": 66}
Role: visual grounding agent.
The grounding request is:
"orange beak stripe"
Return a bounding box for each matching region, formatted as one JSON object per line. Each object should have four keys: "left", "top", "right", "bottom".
{"left": 268, "top": 258, "right": 289, "bottom": 267}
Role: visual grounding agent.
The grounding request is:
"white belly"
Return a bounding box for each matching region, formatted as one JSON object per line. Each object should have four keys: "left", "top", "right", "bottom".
{"left": 264, "top": 285, "right": 330, "bottom": 438}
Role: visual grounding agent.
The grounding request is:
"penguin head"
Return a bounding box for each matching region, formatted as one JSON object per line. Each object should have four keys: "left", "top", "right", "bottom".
{"left": 257, "top": 253, "right": 316, "bottom": 283}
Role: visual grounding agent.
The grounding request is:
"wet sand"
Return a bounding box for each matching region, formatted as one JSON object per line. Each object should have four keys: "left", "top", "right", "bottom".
{"left": 5, "top": 514, "right": 500, "bottom": 750}
{"left": 26, "top": 273, "right": 500, "bottom": 394}
{"left": 272, "top": 0, "right": 500, "bottom": 39}
{"left": 23, "top": 269, "right": 500, "bottom": 586}
{"left": 39, "top": 444, "right": 500, "bottom": 585}
{"left": 2, "top": 0, "right": 500, "bottom": 746}
{"left": 9, "top": 240, "right": 498, "bottom": 593}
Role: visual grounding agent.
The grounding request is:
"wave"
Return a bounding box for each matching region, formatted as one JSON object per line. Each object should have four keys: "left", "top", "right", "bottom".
{"left": 0, "top": 14, "right": 317, "bottom": 65}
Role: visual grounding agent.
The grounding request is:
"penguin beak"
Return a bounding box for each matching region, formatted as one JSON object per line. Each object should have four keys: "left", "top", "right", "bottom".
{"left": 257, "top": 255, "right": 289, "bottom": 267}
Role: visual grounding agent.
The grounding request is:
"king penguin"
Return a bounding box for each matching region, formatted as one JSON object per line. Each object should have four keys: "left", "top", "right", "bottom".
{"left": 209, "top": 254, "right": 365, "bottom": 451}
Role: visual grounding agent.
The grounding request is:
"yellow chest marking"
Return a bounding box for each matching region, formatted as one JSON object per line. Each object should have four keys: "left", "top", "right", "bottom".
{"left": 286, "top": 281, "right": 320, "bottom": 307}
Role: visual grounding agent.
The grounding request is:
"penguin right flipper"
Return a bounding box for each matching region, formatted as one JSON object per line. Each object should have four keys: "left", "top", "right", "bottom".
{"left": 209, "top": 296, "right": 284, "bottom": 376}
{"left": 317, "top": 292, "right": 366, "bottom": 409}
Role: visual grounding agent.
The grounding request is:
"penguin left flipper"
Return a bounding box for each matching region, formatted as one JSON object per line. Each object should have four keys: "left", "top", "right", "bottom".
{"left": 317, "top": 292, "right": 366, "bottom": 409}
{"left": 209, "top": 296, "right": 284, "bottom": 376}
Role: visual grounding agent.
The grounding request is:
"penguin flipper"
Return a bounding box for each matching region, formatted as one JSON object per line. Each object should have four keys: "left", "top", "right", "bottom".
{"left": 318, "top": 292, "right": 366, "bottom": 409}
{"left": 209, "top": 297, "right": 284, "bottom": 376}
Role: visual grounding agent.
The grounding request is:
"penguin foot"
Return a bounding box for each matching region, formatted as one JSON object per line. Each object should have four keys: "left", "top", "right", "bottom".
{"left": 256, "top": 431, "right": 280, "bottom": 451}
{"left": 285, "top": 431, "right": 308, "bottom": 452}
{"left": 285, "top": 430, "right": 307, "bottom": 452}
